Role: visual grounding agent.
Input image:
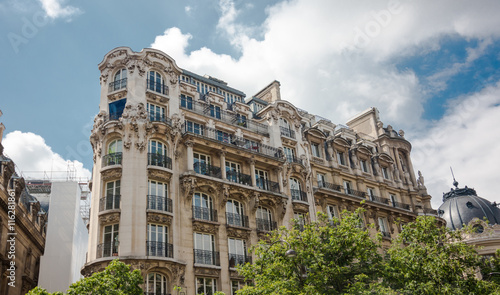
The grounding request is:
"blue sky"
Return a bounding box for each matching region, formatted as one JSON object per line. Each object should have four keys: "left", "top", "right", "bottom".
{"left": 1, "top": 0, "right": 500, "bottom": 208}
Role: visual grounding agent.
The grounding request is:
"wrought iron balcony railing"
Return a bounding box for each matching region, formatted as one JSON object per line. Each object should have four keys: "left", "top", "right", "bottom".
{"left": 147, "top": 79, "right": 168, "bottom": 95}
{"left": 226, "top": 170, "right": 252, "bottom": 186}
{"left": 226, "top": 212, "right": 249, "bottom": 228}
{"left": 147, "top": 195, "right": 173, "bottom": 213}
{"left": 194, "top": 162, "right": 222, "bottom": 178}
{"left": 280, "top": 126, "right": 295, "bottom": 139}
{"left": 149, "top": 114, "right": 172, "bottom": 126}
{"left": 286, "top": 155, "right": 303, "bottom": 165}
{"left": 392, "top": 201, "right": 411, "bottom": 210}
{"left": 148, "top": 153, "right": 172, "bottom": 169}
{"left": 369, "top": 195, "right": 389, "bottom": 205}
{"left": 102, "top": 152, "right": 122, "bottom": 167}
{"left": 194, "top": 249, "right": 220, "bottom": 266}
{"left": 256, "top": 218, "right": 277, "bottom": 232}
{"left": 192, "top": 206, "right": 218, "bottom": 222}
{"left": 317, "top": 181, "right": 342, "bottom": 192}
{"left": 291, "top": 189, "right": 307, "bottom": 202}
{"left": 97, "top": 243, "right": 118, "bottom": 258}
{"left": 345, "top": 188, "right": 366, "bottom": 198}
{"left": 109, "top": 78, "right": 127, "bottom": 92}
{"left": 146, "top": 241, "right": 173, "bottom": 258}
{"left": 256, "top": 178, "right": 280, "bottom": 193}
{"left": 228, "top": 253, "right": 252, "bottom": 267}
{"left": 99, "top": 195, "right": 120, "bottom": 211}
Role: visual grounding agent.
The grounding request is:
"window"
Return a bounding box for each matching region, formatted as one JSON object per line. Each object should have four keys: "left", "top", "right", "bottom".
{"left": 337, "top": 151, "right": 346, "bottom": 166}
{"left": 102, "top": 180, "right": 120, "bottom": 210}
{"left": 209, "top": 105, "right": 221, "bottom": 119}
{"left": 148, "top": 180, "right": 169, "bottom": 212}
{"left": 280, "top": 118, "right": 290, "bottom": 129}
{"left": 148, "top": 140, "right": 169, "bottom": 168}
{"left": 147, "top": 103, "right": 165, "bottom": 122}
{"left": 147, "top": 224, "right": 170, "bottom": 257}
{"left": 231, "top": 281, "right": 244, "bottom": 295}
{"left": 343, "top": 180, "right": 353, "bottom": 194}
{"left": 112, "top": 68, "right": 127, "bottom": 91}
{"left": 235, "top": 114, "right": 247, "bottom": 127}
{"left": 293, "top": 212, "right": 307, "bottom": 229}
{"left": 360, "top": 159, "right": 369, "bottom": 173}
{"left": 367, "top": 187, "right": 375, "bottom": 201}
{"left": 290, "top": 178, "right": 304, "bottom": 201}
{"left": 186, "top": 121, "right": 204, "bottom": 135}
{"left": 101, "top": 224, "right": 119, "bottom": 257}
{"left": 226, "top": 199, "right": 245, "bottom": 227}
{"left": 226, "top": 161, "right": 241, "bottom": 183}
{"left": 108, "top": 98, "right": 126, "bottom": 120}
{"left": 146, "top": 273, "right": 167, "bottom": 295}
{"left": 196, "top": 277, "right": 217, "bottom": 295}
{"left": 228, "top": 238, "right": 248, "bottom": 267}
{"left": 311, "top": 143, "right": 321, "bottom": 158}
{"left": 399, "top": 154, "right": 407, "bottom": 172}
{"left": 280, "top": 118, "right": 294, "bottom": 138}
{"left": 390, "top": 194, "right": 397, "bottom": 207}
{"left": 378, "top": 217, "right": 390, "bottom": 237}
{"left": 180, "top": 94, "right": 193, "bottom": 109}
{"left": 256, "top": 206, "right": 274, "bottom": 231}
{"left": 108, "top": 139, "right": 122, "bottom": 154}
{"left": 194, "top": 233, "right": 216, "bottom": 265}
{"left": 255, "top": 169, "right": 269, "bottom": 190}
{"left": 317, "top": 173, "right": 326, "bottom": 187}
{"left": 193, "top": 192, "right": 215, "bottom": 221}
{"left": 283, "top": 146, "right": 296, "bottom": 163}
{"left": 148, "top": 71, "right": 166, "bottom": 94}
{"left": 382, "top": 166, "right": 390, "bottom": 179}
{"left": 216, "top": 130, "right": 231, "bottom": 143}
{"left": 194, "top": 153, "right": 211, "bottom": 174}
{"left": 327, "top": 205, "right": 339, "bottom": 221}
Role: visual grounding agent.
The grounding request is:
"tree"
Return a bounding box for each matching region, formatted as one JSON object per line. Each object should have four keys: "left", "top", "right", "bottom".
{"left": 384, "top": 216, "right": 500, "bottom": 295}
{"left": 238, "top": 208, "right": 383, "bottom": 294}
{"left": 27, "top": 259, "right": 143, "bottom": 295}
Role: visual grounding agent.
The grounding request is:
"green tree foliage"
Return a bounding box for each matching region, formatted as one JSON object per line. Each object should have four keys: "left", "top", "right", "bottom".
{"left": 27, "top": 260, "right": 143, "bottom": 295}
{"left": 238, "top": 208, "right": 383, "bottom": 295}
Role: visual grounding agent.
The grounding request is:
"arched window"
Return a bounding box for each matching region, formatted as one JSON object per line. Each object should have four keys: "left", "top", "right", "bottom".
{"left": 193, "top": 193, "right": 215, "bottom": 221}
{"left": 112, "top": 68, "right": 127, "bottom": 91}
{"left": 103, "top": 139, "right": 122, "bottom": 166}
{"left": 279, "top": 118, "right": 294, "bottom": 138}
{"left": 148, "top": 71, "right": 167, "bottom": 95}
{"left": 146, "top": 272, "right": 168, "bottom": 295}
{"left": 256, "top": 206, "right": 274, "bottom": 231}
{"left": 290, "top": 178, "right": 306, "bottom": 201}
{"left": 226, "top": 200, "right": 246, "bottom": 227}
{"left": 148, "top": 140, "right": 170, "bottom": 168}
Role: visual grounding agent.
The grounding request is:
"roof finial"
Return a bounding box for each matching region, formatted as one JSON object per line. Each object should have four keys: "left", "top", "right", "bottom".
{"left": 450, "top": 167, "right": 458, "bottom": 188}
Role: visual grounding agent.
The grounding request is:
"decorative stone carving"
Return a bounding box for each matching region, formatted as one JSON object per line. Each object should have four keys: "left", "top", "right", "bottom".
{"left": 194, "top": 267, "right": 220, "bottom": 277}
{"left": 101, "top": 168, "right": 122, "bottom": 181}
{"left": 226, "top": 228, "right": 250, "bottom": 240}
{"left": 147, "top": 169, "right": 172, "bottom": 182}
{"left": 99, "top": 212, "right": 120, "bottom": 225}
{"left": 147, "top": 213, "right": 172, "bottom": 225}
{"left": 181, "top": 176, "right": 197, "bottom": 201}
{"left": 192, "top": 222, "right": 219, "bottom": 234}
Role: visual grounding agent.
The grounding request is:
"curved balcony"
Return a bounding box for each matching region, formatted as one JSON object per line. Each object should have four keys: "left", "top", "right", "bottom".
{"left": 108, "top": 78, "right": 127, "bottom": 92}
{"left": 146, "top": 241, "right": 173, "bottom": 258}
{"left": 99, "top": 195, "right": 120, "bottom": 211}
{"left": 147, "top": 195, "right": 172, "bottom": 213}
{"left": 96, "top": 243, "right": 118, "bottom": 258}
{"left": 226, "top": 212, "right": 249, "bottom": 228}
{"left": 291, "top": 189, "right": 307, "bottom": 202}
{"left": 192, "top": 206, "right": 218, "bottom": 222}
{"left": 102, "top": 152, "right": 122, "bottom": 167}
{"left": 148, "top": 153, "right": 172, "bottom": 169}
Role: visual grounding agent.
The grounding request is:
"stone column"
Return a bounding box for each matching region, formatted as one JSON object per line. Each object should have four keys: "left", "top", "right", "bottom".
{"left": 248, "top": 158, "right": 256, "bottom": 187}
{"left": 185, "top": 141, "right": 194, "bottom": 171}
{"left": 219, "top": 150, "right": 227, "bottom": 179}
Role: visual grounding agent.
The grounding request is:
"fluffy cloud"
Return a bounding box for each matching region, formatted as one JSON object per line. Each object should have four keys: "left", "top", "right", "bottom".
{"left": 152, "top": 0, "right": 500, "bottom": 207}
{"left": 2, "top": 131, "right": 91, "bottom": 181}
{"left": 38, "top": 0, "right": 81, "bottom": 20}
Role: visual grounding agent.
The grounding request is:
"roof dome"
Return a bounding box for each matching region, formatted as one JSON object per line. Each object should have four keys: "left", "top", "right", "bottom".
{"left": 438, "top": 180, "right": 500, "bottom": 230}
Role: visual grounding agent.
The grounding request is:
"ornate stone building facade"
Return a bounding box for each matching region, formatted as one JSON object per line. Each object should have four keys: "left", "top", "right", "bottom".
{"left": 82, "top": 47, "right": 440, "bottom": 295}
{"left": 0, "top": 111, "right": 47, "bottom": 295}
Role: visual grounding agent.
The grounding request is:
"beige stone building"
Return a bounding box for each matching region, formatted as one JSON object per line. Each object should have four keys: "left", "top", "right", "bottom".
{"left": 82, "top": 47, "right": 441, "bottom": 295}
{"left": 0, "top": 111, "right": 47, "bottom": 295}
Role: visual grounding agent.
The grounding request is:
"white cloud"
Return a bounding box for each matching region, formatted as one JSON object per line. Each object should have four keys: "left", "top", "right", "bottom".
{"left": 184, "top": 6, "right": 192, "bottom": 15}
{"left": 38, "top": 0, "right": 81, "bottom": 20}
{"left": 152, "top": 0, "right": 500, "bottom": 208}
{"left": 2, "top": 131, "right": 91, "bottom": 181}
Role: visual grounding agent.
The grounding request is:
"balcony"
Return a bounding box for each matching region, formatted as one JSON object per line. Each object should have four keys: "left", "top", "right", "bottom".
{"left": 256, "top": 218, "right": 277, "bottom": 232}
{"left": 149, "top": 114, "right": 172, "bottom": 126}
{"left": 291, "top": 189, "right": 307, "bottom": 202}
{"left": 194, "top": 162, "right": 222, "bottom": 178}
{"left": 369, "top": 195, "right": 389, "bottom": 205}
{"left": 228, "top": 254, "right": 252, "bottom": 267}
{"left": 147, "top": 79, "right": 168, "bottom": 95}
{"left": 256, "top": 178, "right": 280, "bottom": 193}
{"left": 381, "top": 231, "right": 391, "bottom": 239}
{"left": 146, "top": 241, "right": 173, "bottom": 258}
{"left": 108, "top": 78, "right": 127, "bottom": 92}
{"left": 96, "top": 243, "right": 118, "bottom": 258}
{"left": 102, "top": 152, "right": 122, "bottom": 167}
{"left": 192, "top": 206, "right": 218, "bottom": 222}
{"left": 286, "top": 155, "right": 303, "bottom": 165}
{"left": 226, "top": 212, "right": 249, "bottom": 228}
{"left": 422, "top": 208, "right": 438, "bottom": 215}
{"left": 183, "top": 124, "right": 282, "bottom": 160}
{"left": 280, "top": 126, "right": 295, "bottom": 139}
{"left": 180, "top": 100, "right": 269, "bottom": 136}
{"left": 147, "top": 195, "right": 172, "bottom": 213}
{"left": 226, "top": 170, "right": 252, "bottom": 186}
{"left": 194, "top": 249, "right": 220, "bottom": 266}
{"left": 99, "top": 195, "right": 120, "bottom": 211}
{"left": 392, "top": 201, "right": 411, "bottom": 211}
{"left": 148, "top": 153, "right": 172, "bottom": 169}
{"left": 345, "top": 188, "right": 366, "bottom": 198}
{"left": 317, "top": 181, "right": 342, "bottom": 192}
